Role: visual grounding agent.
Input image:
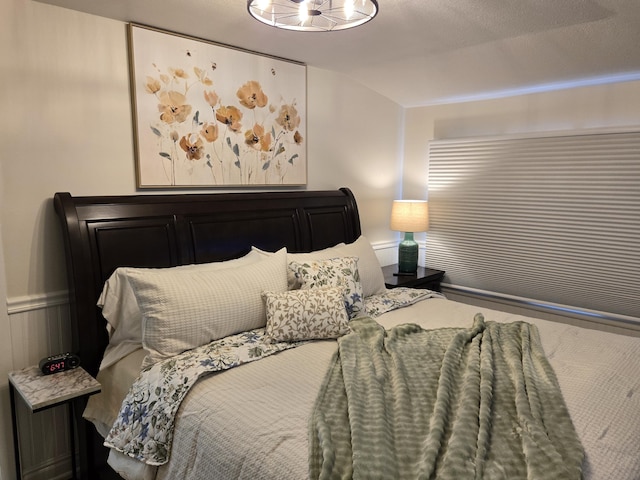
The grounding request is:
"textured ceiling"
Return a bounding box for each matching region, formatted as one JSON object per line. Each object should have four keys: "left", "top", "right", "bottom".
{"left": 35, "top": 0, "right": 640, "bottom": 107}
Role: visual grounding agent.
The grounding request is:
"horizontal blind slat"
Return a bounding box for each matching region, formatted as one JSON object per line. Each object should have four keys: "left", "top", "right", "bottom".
{"left": 427, "top": 130, "right": 640, "bottom": 320}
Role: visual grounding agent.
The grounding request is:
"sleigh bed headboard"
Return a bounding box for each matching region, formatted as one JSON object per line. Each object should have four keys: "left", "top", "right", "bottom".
{"left": 53, "top": 188, "right": 361, "bottom": 379}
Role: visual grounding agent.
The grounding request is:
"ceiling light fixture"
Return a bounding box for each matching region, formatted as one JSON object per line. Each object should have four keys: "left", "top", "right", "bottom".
{"left": 247, "top": 0, "right": 379, "bottom": 32}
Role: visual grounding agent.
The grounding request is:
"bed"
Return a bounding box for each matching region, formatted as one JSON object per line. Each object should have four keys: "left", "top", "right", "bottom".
{"left": 53, "top": 188, "right": 640, "bottom": 480}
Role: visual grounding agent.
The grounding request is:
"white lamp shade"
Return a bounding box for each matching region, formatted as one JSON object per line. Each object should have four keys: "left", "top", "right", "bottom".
{"left": 390, "top": 200, "right": 429, "bottom": 232}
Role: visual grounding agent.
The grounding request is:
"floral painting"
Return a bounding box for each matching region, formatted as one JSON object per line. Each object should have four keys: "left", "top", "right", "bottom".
{"left": 128, "top": 24, "right": 307, "bottom": 187}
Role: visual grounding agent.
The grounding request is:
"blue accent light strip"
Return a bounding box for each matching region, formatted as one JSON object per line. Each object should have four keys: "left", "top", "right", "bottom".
{"left": 423, "top": 71, "right": 640, "bottom": 106}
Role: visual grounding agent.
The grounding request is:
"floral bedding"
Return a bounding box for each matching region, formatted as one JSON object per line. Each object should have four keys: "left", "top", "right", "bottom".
{"left": 104, "top": 287, "right": 443, "bottom": 465}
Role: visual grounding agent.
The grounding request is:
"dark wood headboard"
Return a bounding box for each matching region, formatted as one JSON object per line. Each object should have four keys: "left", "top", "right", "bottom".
{"left": 54, "top": 188, "right": 361, "bottom": 477}
{"left": 54, "top": 188, "right": 361, "bottom": 377}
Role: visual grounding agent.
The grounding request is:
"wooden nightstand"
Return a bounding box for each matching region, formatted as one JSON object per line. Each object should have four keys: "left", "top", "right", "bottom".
{"left": 382, "top": 265, "right": 445, "bottom": 292}
{"left": 9, "top": 365, "right": 101, "bottom": 480}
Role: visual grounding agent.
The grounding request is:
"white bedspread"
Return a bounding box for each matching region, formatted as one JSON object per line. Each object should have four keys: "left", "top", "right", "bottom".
{"left": 94, "top": 297, "right": 640, "bottom": 480}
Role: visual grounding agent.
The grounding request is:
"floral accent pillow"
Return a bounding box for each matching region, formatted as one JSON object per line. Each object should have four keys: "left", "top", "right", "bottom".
{"left": 288, "top": 257, "right": 364, "bottom": 318}
{"left": 263, "top": 287, "right": 350, "bottom": 342}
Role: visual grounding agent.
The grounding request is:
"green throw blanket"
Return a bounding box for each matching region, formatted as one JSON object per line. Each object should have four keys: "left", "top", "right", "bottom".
{"left": 309, "top": 314, "right": 583, "bottom": 479}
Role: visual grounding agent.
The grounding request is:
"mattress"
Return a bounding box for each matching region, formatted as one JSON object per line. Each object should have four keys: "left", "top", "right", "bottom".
{"left": 85, "top": 296, "right": 640, "bottom": 479}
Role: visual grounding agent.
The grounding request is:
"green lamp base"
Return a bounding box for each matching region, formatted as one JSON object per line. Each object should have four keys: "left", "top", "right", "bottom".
{"left": 397, "top": 232, "right": 418, "bottom": 274}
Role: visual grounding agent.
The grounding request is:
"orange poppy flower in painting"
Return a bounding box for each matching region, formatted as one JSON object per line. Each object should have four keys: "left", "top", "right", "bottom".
{"left": 170, "top": 68, "right": 189, "bottom": 80}
{"left": 293, "top": 130, "right": 303, "bottom": 145}
{"left": 200, "top": 122, "right": 219, "bottom": 143}
{"left": 244, "top": 128, "right": 259, "bottom": 148}
{"left": 215, "top": 105, "right": 243, "bottom": 132}
{"left": 237, "top": 81, "right": 268, "bottom": 109}
{"left": 276, "top": 104, "right": 301, "bottom": 132}
{"left": 260, "top": 131, "right": 273, "bottom": 152}
{"left": 144, "top": 76, "right": 161, "bottom": 94}
{"left": 194, "top": 67, "right": 213, "bottom": 86}
{"left": 158, "top": 91, "right": 192, "bottom": 124}
{"left": 179, "top": 133, "right": 204, "bottom": 160}
{"left": 203, "top": 90, "right": 219, "bottom": 108}
{"left": 244, "top": 124, "right": 272, "bottom": 151}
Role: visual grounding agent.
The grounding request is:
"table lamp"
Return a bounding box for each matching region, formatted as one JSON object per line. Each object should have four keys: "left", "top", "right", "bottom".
{"left": 390, "top": 200, "right": 429, "bottom": 275}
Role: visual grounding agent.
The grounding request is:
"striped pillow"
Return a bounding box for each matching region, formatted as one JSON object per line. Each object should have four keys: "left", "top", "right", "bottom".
{"left": 128, "top": 248, "right": 288, "bottom": 368}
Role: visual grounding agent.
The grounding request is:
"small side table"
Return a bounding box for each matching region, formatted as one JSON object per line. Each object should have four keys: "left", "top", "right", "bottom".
{"left": 9, "top": 365, "right": 101, "bottom": 480}
{"left": 382, "top": 264, "right": 445, "bottom": 292}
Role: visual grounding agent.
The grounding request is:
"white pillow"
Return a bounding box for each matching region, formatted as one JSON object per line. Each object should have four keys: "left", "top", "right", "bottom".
{"left": 288, "top": 256, "right": 364, "bottom": 319}
{"left": 97, "top": 250, "right": 264, "bottom": 370}
{"left": 128, "top": 248, "right": 288, "bottom": 368}
{"left": 253, "top": 235, "right": 385, "bottom": 297}
{"left": 263, "top": 287, "right": 350, "bottom": 342}
{"left": 333, "top": 236, "right": 386, "bottom": 297}
{"left": 252, "top": 242, "right": 346, "bottom": 290}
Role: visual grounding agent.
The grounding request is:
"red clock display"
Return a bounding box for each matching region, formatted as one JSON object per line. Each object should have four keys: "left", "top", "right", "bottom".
{"left": 46, "top": 361, "right": 67, "bottom": 373}
{"left": 39, "top": 353, "right": 80, "bottom": 375}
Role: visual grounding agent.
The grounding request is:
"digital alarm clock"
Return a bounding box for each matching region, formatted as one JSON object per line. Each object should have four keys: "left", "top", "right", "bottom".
{"left": 39, "top": 352, "right": 81, "bottom": 375}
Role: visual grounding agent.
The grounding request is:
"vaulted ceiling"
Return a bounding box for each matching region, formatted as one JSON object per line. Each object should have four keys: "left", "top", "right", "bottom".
{"left": 35, "top": 0, "right": 640, "bottom": 107}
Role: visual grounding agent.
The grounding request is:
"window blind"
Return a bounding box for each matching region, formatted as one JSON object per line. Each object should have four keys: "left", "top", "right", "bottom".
{"left": 427, "top": 130, "right": 640, "bottom": 321}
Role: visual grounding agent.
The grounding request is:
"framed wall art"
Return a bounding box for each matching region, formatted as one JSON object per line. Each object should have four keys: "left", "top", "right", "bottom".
{"left": 128, "top": 24, "right": 307, "bottom": 188}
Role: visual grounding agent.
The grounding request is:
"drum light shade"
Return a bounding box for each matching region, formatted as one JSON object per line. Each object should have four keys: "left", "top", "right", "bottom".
{"left": 247, "top": 0, "right": 379, "bottom": 32}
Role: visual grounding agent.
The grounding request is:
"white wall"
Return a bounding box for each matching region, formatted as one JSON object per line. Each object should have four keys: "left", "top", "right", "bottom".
{"left": 1, "top": 1, "right": 403, "bottom": 302}
{"left": 0, "top": 154, "right": 11, "bottom": 480}
{"left": 0, "top": 1, "right": 403, "bottom": 477}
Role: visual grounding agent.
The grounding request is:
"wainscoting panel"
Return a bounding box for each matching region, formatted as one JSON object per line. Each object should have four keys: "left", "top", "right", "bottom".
{"left": 8, "top": 296, "right": 74, "bottom": 480}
